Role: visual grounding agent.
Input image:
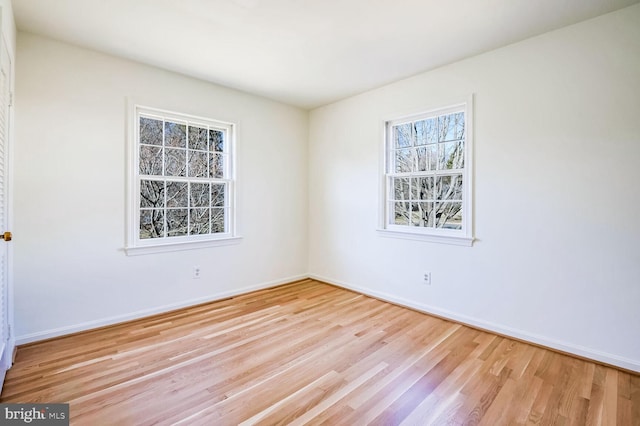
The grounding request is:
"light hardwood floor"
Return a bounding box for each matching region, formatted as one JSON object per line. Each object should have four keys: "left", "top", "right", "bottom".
{"left": 1, "top": 279, "right": 638, "bottom": 425}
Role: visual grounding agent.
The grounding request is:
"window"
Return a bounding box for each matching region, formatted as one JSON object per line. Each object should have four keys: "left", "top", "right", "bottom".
{"left": 126, "top": 104, "right": 238, "bottom": 255}
{"left": 380, "top": 100, "right": 473, "bottom": 246}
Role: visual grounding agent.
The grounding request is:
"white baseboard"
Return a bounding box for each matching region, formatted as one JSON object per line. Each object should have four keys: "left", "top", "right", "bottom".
{"left": 309, "top": 274, "right": 640, "bottom": 373}
{"left": 15, "top": 274, "right": 308, "bottom": 345}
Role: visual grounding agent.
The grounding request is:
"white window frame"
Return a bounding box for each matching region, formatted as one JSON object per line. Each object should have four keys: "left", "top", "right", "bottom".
{"left": 378, "top": 96, "right": 474, "bottom": 246}
{"left": 125, "top": 103, "right": 240, "bottom": 255}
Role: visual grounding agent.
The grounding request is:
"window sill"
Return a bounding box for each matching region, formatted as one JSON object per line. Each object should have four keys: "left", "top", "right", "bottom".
{"left": 377, "top": 229, "right": 474, "bottom": 246}
{"left": 124, "top": 236, "right": 243, "bottom": 256}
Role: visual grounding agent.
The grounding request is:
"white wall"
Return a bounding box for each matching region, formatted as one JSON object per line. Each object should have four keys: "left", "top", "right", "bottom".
{"left": 14, "top": 33, "right": 308, "bottom": 341}
{"left": 308, "top": 5, "right": 640, "bottom": 371}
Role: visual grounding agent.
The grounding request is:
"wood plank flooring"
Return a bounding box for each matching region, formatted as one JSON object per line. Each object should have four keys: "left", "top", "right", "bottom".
{"left": 1, "top": 279, "right": 638, "bottom": 425}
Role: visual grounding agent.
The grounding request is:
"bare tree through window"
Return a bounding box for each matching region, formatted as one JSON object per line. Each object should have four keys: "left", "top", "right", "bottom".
{"left": 137, "top": 112, "right": 232, "bottom": 241}
{"left": 387, "top": 110, "right": 466, "bottom": 231}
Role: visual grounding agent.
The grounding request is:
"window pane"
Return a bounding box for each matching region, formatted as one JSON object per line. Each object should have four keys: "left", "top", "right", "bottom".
{"left": 166, "top": 181, "right": 188, "bottom": 208}
{"left": 140, "top": 117, "right": 163, "bottom": 146}
{"left": 167, "top": 209, "right": 188, "bottom": 236}
{"left": 436, "top": 175, "right": 463, "bottom": 201}
{"left": 415, "top": 118, "right": 437, "bottom": 145}
{"left": 211, "top": 183, "right": 225, "bottom": 207}
{"left": 416, "top": 147, "right": 426, "bottom": 171}
{"left": 453, "top": 112, "right": 465, "bottom": 140}
{"left": 427, "top": 145, "right": 438, "bottom": 170}
{"left": 393, "top": 178, "right": 409, "bottom": 200}
{"left": 393, "top": 202, "right": 410, "bottom": 225}
{"left": 411, "top": 177, "right": 433, "bottom": 200}
{"left": 394, "top": 124, "right": 412, "bottom": 148}
{"left": 415, "top": 121, "right": 425, "bottom": 146}
{"left": 140, "top": 209, "right": 164, "bottom": 239}
{"left": 211, "top": 208, "right": 225, "bottom": 233}
{"left": 190, "top": 208, "right": 210, "bottom": 235}
{"left": 190, "top": 182, "right": 210, "bottom": 207}
{"left": 438, "top": 141, "right": 464, "bottom": 170}
{"left": 434, "top": 202, "right": 462, "bottom": 229}
{"left": 438, "top": 112, "right": 465, "bottom": 142}
{"left": 209, "top": 153, "right": 224, "bottom": 178}
{"left": 188, "top": 126, "right": 208, "bottom": 150}
{"left": 165, "top": 148, "right": 186, "bottom": 176}
{"left": 140, "top": 180, "right": 164, "bottom": 208}
{"left": 427, "top": 118, "right": 438, "bottom": 144}
{"left": 416, "top": 145, "right": 437, "bottom": 171}
{"left": 410, "top": 202, "right": 432, "bottom": 227}
{"left": 188, "top": 151, "right": 208, "bottom": 178}
{"left": 139, "top": 145, "right": 163, "bottom": 175}
{"left": 394, "top": 149, "right": 413, "bottom": 173}
{"left": 165, "top": 121, "right": 186, "bottom": 148}
{"left": 209, "top": 130, "right": 224, "bottom": 152}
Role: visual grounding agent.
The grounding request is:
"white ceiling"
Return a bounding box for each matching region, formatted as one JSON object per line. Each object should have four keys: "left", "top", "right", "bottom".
{"left": 12, "top": 0, "right": 639, "bottom": 109}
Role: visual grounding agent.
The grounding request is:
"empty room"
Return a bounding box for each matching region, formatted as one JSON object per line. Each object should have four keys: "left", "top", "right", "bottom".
{"left": 0, "top": 0, "right": 638, "bottom": 424}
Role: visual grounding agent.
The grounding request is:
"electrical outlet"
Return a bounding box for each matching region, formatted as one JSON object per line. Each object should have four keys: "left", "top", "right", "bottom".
{"left": 423, "top": 272, "right": 431, "bottom": 285}
{"left": 193, "top": 266, "right": 201, "bottom": 279}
